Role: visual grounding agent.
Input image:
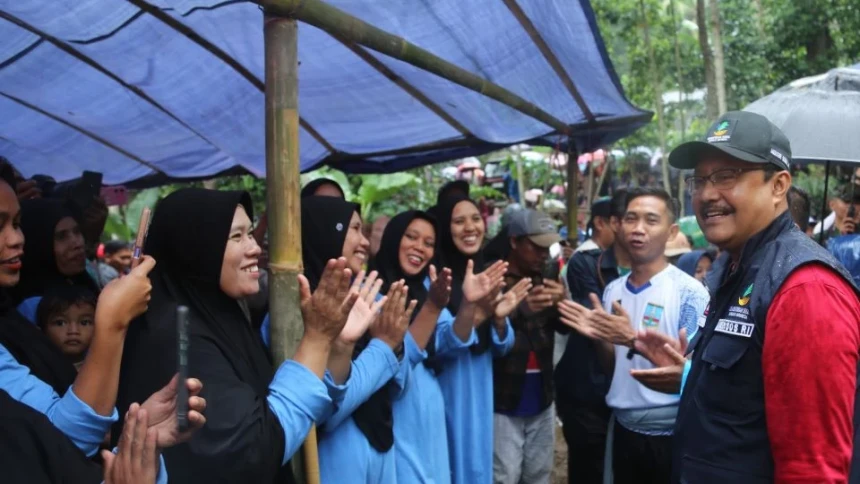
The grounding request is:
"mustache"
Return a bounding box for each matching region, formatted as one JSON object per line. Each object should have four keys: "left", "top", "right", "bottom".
{"left": 700, "top": 202, "right": 735, "bottom": 214}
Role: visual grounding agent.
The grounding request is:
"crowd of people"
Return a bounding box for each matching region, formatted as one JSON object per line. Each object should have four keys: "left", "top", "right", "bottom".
{"left": 0, "top": 110, "right": 859, "bottom": 484}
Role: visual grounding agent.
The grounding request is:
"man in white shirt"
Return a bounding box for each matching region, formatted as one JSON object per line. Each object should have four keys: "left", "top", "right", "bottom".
{"left": 558, "top": 187, "right": 708, "bottom": 484}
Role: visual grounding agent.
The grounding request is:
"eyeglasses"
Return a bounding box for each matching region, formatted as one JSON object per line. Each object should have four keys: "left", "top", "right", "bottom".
{"left": 684, "top": 168, "right": 764, "bottom": 195}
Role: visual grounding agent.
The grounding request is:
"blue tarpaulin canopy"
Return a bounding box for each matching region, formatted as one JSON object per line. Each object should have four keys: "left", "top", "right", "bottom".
{"left": 0, "top": 0, "right": 650, "bottom": 186}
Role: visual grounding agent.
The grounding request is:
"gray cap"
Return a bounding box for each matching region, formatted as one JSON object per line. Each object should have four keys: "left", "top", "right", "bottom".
{"left": 508, "top": 209, "right": 561, "bottom": 248}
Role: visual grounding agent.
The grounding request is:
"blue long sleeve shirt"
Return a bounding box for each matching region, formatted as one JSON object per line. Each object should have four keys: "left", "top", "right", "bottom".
{"left": 393, "top": 298, "right": 473, "bottom": 484}
{"left": 0, "top": 342, "right": 116, "bottom": 456}
{"left": 318, "top": 338, "right": 408, "bottom": 483}
{"left": 268, "top": 359, "right": 338, "bottom": 463}
{"left": 1, "top": 343, "right": 169, "bottom": 483}
{"left": 437, "top": 317, "right": 514, "bottom": 484}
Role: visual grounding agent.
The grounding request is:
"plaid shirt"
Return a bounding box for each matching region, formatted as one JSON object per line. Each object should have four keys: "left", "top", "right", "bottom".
{"left": 492, "top": 272, "right": 563, "bottom": 413}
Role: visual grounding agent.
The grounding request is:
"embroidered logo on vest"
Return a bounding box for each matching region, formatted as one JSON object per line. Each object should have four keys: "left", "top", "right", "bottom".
{"left": 738, "top": 283, "right": 753, "bottom": 306}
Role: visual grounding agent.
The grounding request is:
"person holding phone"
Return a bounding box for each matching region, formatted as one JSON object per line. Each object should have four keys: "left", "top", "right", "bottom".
{"left": 0, "top": 175, "right": 207, "bottom": 483}
{"left": 490, "top": 210, "right": 565, "bottom": 484}
{"left": 117, "top": 188, "right": 360, "bottom": 483}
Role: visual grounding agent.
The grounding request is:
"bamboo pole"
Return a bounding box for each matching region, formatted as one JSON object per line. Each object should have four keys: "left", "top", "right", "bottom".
{"left": 263, "top": 14, "right": 319, "bottom": 484}
{"left": 566, "top": 146, "right": 580, "bottom": 248}
{"left": 261, "top": 0, "right": 570, "bottom": 135}
{"left": 585, "top": 159, "right": 596, "bottom": 207}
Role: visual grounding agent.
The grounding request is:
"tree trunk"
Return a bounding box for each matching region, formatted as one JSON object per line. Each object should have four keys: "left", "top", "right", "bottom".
{"left": 697, "top": 0, "right": 719, "bottom": 119}
{"left": 752, "top": 0, "right": 766, "bottom": 37}
{"left": 669, "top": 0, "right": 687, "bottom": 214}
{"left": 709, "top": 0, "right": 727, "bottom": 114}
{"left": 751, "top": 0, "right": 769, "bottom": 96}
{"left": 639, "top": 0, "right": 671, "bottom": 194}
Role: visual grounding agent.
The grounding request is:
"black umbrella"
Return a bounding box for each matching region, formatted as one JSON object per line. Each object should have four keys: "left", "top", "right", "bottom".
{"left": 744, "top": 64, "right": 860, "bottom": 243}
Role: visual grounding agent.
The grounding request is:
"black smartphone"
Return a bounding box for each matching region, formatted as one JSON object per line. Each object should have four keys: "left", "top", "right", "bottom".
{"left": 69, "top": 171, "right": 102, "bottom": 211}
{"left": 531, "top": 275, "right": 544, "bottom": 288}
{"left": 176, "top": 305, "right": 190, "bottom": 433}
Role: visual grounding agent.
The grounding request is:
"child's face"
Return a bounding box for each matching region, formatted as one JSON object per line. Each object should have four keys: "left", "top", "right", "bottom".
{"left": 43, "top": 303, "right": 95, "bottom": 361}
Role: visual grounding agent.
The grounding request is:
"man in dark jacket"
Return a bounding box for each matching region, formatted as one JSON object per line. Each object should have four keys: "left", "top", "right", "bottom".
{"left": 554, "top": 190, "right": 630, "bottom": 484}
{"left": 639, "top": 111, "right": 860, "bottom": 483}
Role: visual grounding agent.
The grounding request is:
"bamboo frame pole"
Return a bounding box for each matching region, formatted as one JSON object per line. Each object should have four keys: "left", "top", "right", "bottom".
{"left": 263, "top": 14, "right": 319, "bottom": 484}
{"left": 566, "top": 146, "right": 580, "bottom": 248}
{"left": 260, "top": 0, "right": 570, "bottom": 135}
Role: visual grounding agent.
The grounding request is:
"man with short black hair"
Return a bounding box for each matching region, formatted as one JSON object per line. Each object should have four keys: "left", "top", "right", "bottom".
{"left": 577, "top": 197, "right": 614, "bottom": 253}
{"left": 558, "top": 187, "right": 708, "bottom": 484}
{"left": 640, "top": 111, "right": 860, "bottom": 483}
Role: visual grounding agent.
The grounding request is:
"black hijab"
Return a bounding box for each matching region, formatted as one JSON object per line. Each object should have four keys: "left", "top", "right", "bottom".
{"left": 301, "top": 196, "right": 360, "bottom": 291}
{"left": 117, "top": 188, "right": 290, "bottom": 483}
{"left": 375, "top": 211, "right": 435, "bottom": 311}
{"left": 301, "top": 197, "right": 396, "bottom": 452}
{"left": 436, "top": 195, "right": 492, "bottom": 354}
{"left": 373, "top": 210, "right": 439, "bottom": 357}
{"left": 300, "top": 178, "right": 346, "bottom": 199}
{"left": 0, "top": 389, "right": 102, "bottom": 484}
{"left": 11, "top": 199, "right": 98, "bottom": 303}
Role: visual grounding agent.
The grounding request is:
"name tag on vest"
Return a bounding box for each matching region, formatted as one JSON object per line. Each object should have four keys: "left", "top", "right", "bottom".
{"left": 714, "top": 319, "right": 754, "bottom": 338}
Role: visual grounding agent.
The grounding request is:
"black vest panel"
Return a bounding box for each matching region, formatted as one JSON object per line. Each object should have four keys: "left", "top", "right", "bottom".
{"left": 672, "top": 211, "right": 860, "bottom": 484}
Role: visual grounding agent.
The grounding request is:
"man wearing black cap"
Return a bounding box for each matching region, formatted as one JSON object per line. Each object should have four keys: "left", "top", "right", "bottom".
{"left": 492, "top": 209, "right": 565, "bottom": 484}
{"left": 646, "top": 111, "right": 860, "bottom": 482}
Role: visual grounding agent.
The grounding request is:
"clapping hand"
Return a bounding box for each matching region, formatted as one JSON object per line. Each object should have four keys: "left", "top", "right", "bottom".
{"left": 299, "top": 258, "right": 358, "bottom": 342}
{"left": 558, "top": 299, "right": 599, "bottom": 339}
{"left": 558, "top": 294, "right": 635, "bottom": 345}
{"left": 493, "top": 278, "right": 532, "bottom": 319}
{"left": 102, "top": 404, "right": 159, "bottom": 484}
{"left": 371, "top": 281, "right": 418, "bottom": 350}
{"left": 629, "top": 328, "right": 688, "bottom": 394}
{"left": 338, "top": 270, "right": 386, "bottom": 345}
{"left": 427, "top": 265, "right": 452, "bottom": 309}
{"left": 583, "top": 293, "right": 637, "bottom": 345}
{"left": 462, "top": 260, "right": 507, "bottom": 304}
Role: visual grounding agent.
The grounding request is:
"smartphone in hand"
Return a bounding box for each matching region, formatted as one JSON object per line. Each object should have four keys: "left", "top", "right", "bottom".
{"left": 176, "top": 305, "right": 190, "bottom": 433}
{"left": 131, "top": 207, "right": 151, "bottom": 269}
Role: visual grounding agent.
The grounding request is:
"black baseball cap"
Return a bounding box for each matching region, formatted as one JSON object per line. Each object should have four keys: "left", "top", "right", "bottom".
{"left": 587, "top": 197, "right": 612, "bottom": 232}
{"left": 508, "top": 209, "right": 561, "bottom": 248}
{"left": 668, "top": 111, "right": 792, "bottom": 171}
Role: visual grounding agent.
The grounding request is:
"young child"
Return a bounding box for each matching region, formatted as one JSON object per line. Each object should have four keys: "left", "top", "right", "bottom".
{"left": 36, "top": 285, "right": 97, "bottom": 371}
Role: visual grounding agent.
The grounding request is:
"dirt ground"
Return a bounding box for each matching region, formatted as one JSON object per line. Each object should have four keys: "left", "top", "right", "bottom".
{"left": 552, "top": 421, "right": 568, "bottom": 484}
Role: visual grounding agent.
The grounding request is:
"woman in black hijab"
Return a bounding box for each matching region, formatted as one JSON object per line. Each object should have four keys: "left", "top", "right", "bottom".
{"left": 300, "top": 196, "right": 412, "bottom": 484}
{"left": 433, "top": 194, "right": 530, "bottom": 484}
{"left": 0, "top": 177, "right": 204, "bottom": 483}
{"left": 301, "top": 178, "right": 346, "bottom": 199}
{"left": 373, "top": 210, "right": 476, "bottom": 483}
{"left": 11, "top": 199, "right": 99, "bottom": 311}
{"left": 117, "top": 188, "right": 355, "bottom": 483}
